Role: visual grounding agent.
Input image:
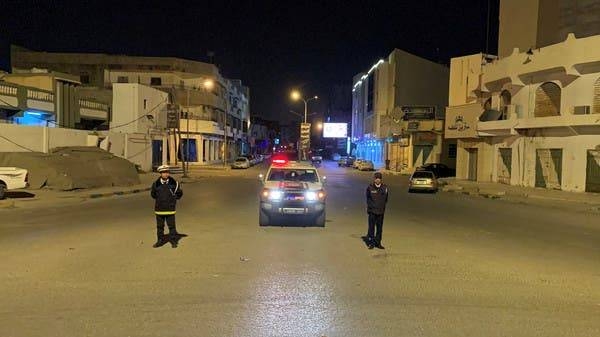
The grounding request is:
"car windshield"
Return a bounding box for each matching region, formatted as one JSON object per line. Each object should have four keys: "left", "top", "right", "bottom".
{"left": 412, "top": 171, "right": 434, "bottom": 178}
{"left": 235, "top": 158, "right": 247, "bottom": 162}
{"left": 268, "top": 169, "right": 319, "bottom": 182}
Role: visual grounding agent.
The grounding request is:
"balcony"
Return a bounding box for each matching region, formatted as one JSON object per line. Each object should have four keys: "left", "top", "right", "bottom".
{"left": 158, "top": 86, "right": 227, "bottom": 111}
{"left": 79, "top": 99, "right": 109, "bottom": 120}
{"left": 481, "top": 33, "right": 600, "bottom": 92}
{"left": 514, "top": 114, "right": 600, "bottom": 131}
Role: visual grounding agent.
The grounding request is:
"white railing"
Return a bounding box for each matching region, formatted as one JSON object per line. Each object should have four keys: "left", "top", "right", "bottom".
{"left": 27, "top": 89, "right": 54, "bottom": 102}
{"left": 0, "top": 84, "right": 18, "bottom": 96}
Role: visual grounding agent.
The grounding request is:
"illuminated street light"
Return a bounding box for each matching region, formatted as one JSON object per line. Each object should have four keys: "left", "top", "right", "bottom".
{"left": 203, "top": 79, "right": 215, "bottom": 90}
{"left": 289, "top": 90, "right": 318, "bottom": 123}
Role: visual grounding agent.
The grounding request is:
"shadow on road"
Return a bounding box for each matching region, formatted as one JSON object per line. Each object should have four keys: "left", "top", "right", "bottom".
{"left": 154, "top": 233, "right": 188, "bottom": 248}
{"left": 5, "top": 191, "right": 36, "bottom": 199}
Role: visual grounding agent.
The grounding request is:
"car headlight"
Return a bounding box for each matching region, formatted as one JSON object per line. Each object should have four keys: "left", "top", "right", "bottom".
{"left": 305, "top": 191, "right": 317, "bottom": 201}
{"left": 268, "top": 190, "right": 283, "bottom": 200}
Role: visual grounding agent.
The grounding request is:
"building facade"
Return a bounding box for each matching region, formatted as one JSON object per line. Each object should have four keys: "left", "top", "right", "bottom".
{"left": 0, "top": 69, "right": 109, "bottom": 129}
{"left": 10, "top": 46, "right": 250, "bottom": 166}
{"left": 499, "top": 0, "right": 600, "bottom": 58}
{"left": 351, "top": 49, "right": 452, "bottom": 171}
{"left": 446, "top": 34, "right": 600, "bottom": 192}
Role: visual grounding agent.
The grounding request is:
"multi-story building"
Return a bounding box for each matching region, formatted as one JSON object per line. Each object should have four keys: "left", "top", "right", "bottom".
{"left": 0, "top": 68, "right": 109, "bottom": 129}
{"left": 249, "top": 116, "right": 277, "bottom": 155}
{"left": 445, "top": 0, "right": 600, "bottom": 193}
{"left": 351, "top": 49, "right": 451, "bottom": 171}
{"left": 447, "top": 35, "right": 600, "bottom": 193}
{"left": 10, "top": 45, "right": 250, "bottom": 165}
{"left": 499, "top": 0, "right": 600, "bottom": 58}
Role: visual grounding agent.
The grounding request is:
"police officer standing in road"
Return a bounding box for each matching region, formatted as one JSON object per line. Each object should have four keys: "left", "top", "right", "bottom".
{"left": 151, "top": 165, "right": 183, "bottom": 248}
{"left": 364, "top": 172, "right": 389, "bottom": 249}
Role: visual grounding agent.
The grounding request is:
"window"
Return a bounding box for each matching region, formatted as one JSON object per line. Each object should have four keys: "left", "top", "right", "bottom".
{"left": 535, "top": 82, "right": 561, "bottom": 117}
{"left": 267, "top": 169, "right": 319, "bottom": 182}
{"left": 500, "top": 90, "right": 512, "bottom": 120}
{"left": 80, "top": 73, "right": 90, "bottom": 84}
{"left": 448, "top": 143, "right": 457, "bottom": 159}
{"left": 143, "top": 99, "right": 147, "bottom": 110}
{"left": 117, "top": 76, "right": 128, "bottom": 83}
{"left": 150, "top": 77, "right": 162, "bottom": 86}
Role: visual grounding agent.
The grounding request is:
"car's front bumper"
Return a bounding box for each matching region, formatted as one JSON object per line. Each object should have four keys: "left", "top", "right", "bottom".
{"left": 260, "top": 201, "right": 325, "bottom": 216}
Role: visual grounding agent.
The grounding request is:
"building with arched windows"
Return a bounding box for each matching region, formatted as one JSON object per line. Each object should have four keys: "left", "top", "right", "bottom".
{"left": 445, "top": 33, "right": 600, "bottom": 193}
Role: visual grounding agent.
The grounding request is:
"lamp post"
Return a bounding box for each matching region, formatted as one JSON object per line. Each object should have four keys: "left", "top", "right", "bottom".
{"left": 290, "top": 90, "right": 318, "bottom": 160}
{"left": 290, "top": 90, "right": 318, "bottom": 123}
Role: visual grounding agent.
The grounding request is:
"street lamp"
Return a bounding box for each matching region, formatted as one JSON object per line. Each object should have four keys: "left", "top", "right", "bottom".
{"left": 290, "top": 90, "right": 318, "bottom": 123}
{"left": 203, "top": 79, "right": 215, "bottom": 90}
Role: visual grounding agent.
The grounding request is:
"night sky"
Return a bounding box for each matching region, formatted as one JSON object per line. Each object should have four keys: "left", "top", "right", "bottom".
{"left": 0, "top": 0, "right": 499, "bottom": 123}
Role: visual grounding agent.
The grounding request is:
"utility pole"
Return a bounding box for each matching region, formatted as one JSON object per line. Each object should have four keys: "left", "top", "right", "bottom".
{"left": 182, "top": 88, "right": 190, "bottom": 178}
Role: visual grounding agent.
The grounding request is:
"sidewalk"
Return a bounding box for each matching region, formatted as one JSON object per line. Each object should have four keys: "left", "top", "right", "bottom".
{"left": 439, "top": 178, "right": 600, "bottom": 208}
{"left": 0, "top": 173, "right": 201, "bottom": 210}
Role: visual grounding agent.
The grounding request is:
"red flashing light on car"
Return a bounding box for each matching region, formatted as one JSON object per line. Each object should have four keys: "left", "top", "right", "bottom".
{"left": 272, "top": 159, "right": 287, "bottom": 165}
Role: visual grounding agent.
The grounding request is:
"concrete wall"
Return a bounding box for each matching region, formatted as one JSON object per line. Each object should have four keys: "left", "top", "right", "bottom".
{"left": 3, "top": 75, "right": 55, "bottom": 92}
{"left": 0, "top": 124, "right": 155, "bottom": 172}
{"left": 112, "top": 83, "right": 168, "bottom": 134}
{"left": 448, "top": 54, "right": 483, "bottom": 106}
{"left": 498, "top": 0, "right": 540, "bottom": 58}
{"left": 391, "top": 49, "right": 449, "bottom": 118}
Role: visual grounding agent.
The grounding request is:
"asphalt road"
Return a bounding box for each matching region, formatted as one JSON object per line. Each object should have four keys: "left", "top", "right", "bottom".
{"left": 1, "top": 161, "right": 599, "bottom": 337}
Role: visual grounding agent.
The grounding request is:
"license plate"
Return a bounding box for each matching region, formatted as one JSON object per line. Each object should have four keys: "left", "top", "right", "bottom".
{"left": 282, "top": 208, "right": 305, "bottom": 214}
{"left": 286, "top": 195, "right": 305, "bottom": 201}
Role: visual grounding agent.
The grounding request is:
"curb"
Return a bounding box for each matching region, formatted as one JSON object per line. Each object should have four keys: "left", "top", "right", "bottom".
{"left": 88, "top": 187, "right": 151, "bottom": 199}
{"left": 442, "top": 183, "right": 600, "bottom": 206}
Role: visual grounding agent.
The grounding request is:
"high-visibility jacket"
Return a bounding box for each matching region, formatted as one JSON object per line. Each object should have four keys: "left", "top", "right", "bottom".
{"left": 150, "top": 177, "right": 183, "bottom": 215}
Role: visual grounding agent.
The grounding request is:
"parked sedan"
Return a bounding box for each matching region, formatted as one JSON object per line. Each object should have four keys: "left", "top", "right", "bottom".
{"left": 416, "top": 163, "right": 455, "bottom": 178}
{"left": 357, "top": 160, "right": 375, "bottom": 171}
{"left": 232, "top": 157, "right": 251, "bottom": 169}
{"left": 408, "top": 170, "right": 438, "bottom": 193}
{"left": 337, "top": 156, "right": 355, "bottom": 167}
{"left": 353, "top": 159, "right": 365, "bottom": 169}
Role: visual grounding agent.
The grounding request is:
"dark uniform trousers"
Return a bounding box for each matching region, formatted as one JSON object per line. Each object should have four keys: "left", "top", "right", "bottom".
{"left": 367, "top": 212, "right": 384, "bottom": 245}
{"left": 156, "top": 214, "right": 177, "bottom": 240}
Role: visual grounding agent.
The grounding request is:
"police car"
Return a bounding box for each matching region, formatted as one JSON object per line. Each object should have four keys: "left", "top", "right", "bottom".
{"left": 258, "top": 158, "right": 327, "bottom": 227}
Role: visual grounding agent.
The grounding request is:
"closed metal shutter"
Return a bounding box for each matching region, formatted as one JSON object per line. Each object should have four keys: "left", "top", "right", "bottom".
{"left": 586, "top": 150, "right": 600, "bottom": 193}
{"left": 535, "top": 149, "right": 562, "bottom": 189}
{"left": 497, "top": 148, "right": 512, "bottom": 185}
{"left": 535, "top": 82, "right": 561, "bottom": 117}
{"left": 412, "top": 146, "right": 432, "bottom": 167}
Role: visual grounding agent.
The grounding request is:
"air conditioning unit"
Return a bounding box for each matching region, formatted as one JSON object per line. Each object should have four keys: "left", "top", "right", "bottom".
{"left": 573, "top": 105, "right": 591, "bottom": 115}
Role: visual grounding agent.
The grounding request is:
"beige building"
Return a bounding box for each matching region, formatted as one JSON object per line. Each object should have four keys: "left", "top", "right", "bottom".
{"left": 351, "top": 49, "right": 451, "bottom": 171}
{"left": 0, "top": 69, "right": 109, "bottom": 129}
{"left": 11, "top": 46, "right": 250, "bottom": 165}
{"left": 446, "top": 33, "right": 600, "bottom": 192}
{"left": 499, "top": 0, "right": 600, "bottom": 58}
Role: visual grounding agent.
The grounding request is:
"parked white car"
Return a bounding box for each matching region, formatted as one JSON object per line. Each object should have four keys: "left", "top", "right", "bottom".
{"left": 357, "top": 160, "right": 375, "bottom": 171}
{"left": 232, "top": 157, "right": 251, "bottom": 169}
{"left": 0, "top": 167, "right": 29, "bottom": 200}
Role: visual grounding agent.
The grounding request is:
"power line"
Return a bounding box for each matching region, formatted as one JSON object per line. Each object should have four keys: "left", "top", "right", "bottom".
{"left": 0, "top": 134, "right": 36, "bottom": 152}
{"left": 0, "top": 95, "right": 168, "bottom": 130}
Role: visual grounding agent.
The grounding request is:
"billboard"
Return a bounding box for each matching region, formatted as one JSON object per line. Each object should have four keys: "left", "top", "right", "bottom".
{"left": 323, "top": 123, "right": 348, "bottom": 138}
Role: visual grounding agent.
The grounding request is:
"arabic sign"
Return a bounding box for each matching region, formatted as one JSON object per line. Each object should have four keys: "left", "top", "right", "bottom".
{"left": 166, "top": 104, "right": 179, "bottom": 129}
{"left": 402, "top": 106, "right": 436, "bottom": 120}
{"left": 445, "top": 103, "right": 482, "bottom": 139}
